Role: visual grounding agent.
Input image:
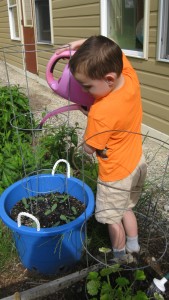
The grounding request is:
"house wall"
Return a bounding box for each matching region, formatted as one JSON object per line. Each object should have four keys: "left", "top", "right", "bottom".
{"left": 0, "top": 0, "right": 168, "bottom": 138}
{"left": 130, "top": 0, "right": 169, "bottom": 137}
{"left": 37, "top": 0, "right": 100, "bottom": 80}
{"left": 0, "top": 0, "right": 24, "bottom": 70}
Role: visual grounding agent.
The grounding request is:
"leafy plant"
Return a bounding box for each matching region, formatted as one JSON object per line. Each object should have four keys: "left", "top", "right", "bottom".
{"left": 0, "top": 85, "right": 34, "bottom": 143}
{"left": 0, "top": 220, "right": 17, "bottom": 270}
{"left": 86, "top": 247, "right": 163, "bottom": 300}
{"left": 11, "top": 192, "right": 85, "bottom": 228}
{"left": 0, "top": 85, "right": 37, "bottom": 193}
{"left": 0, "top": 84, "right": 98, "bottom": 194}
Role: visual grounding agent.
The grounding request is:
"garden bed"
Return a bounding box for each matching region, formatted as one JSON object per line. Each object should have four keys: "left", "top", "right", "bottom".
{"left": 1, "top": 257, "right": 169, "bottom": 300}
{"left": 1, "top": 215, "right": 169, "bottom": 300}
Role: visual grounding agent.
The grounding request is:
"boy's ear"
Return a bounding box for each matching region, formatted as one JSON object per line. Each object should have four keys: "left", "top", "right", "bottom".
{"left": 104, "top": 73, "right": 117, "bottom": 86}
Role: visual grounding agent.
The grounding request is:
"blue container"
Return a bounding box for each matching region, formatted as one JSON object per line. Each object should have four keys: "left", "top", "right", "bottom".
{"left": 0, "top": 174, "right": 95, "bottom": 275}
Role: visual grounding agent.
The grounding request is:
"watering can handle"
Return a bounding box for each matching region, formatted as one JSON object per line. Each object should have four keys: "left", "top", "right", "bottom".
{"left": 47, "top": 50, "right": 75, "bottom": 74}
{"left": 17, "top": 212, "right": 40, "bottom": 231}
{"left": 52, "top": 159, "right": 70, "bottom": 178}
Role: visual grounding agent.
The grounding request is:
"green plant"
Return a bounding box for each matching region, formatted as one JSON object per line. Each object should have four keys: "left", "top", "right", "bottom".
{"left": 11, "top": 191, "right": 85, "bottom": 228}
{"left": 0, "top": 84, "right": 98, "bottom": 193}
{"left": 86, "top": 248, "right": 163, "bottom": 300}
{"left": 0, "top": 85, "right": 34, "bottom": 143}
{"left": 0, "top": 85, "right": 37, "bottom": 193}
{"left": 0, "top": 220, "right": 17, "bottom": 270}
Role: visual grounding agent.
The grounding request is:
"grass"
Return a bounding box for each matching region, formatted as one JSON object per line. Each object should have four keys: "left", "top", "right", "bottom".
{"left": 0, "top": 220, "right": 18, "bottom": 271}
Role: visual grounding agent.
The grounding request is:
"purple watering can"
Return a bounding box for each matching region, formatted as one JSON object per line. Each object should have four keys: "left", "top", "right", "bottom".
{"left": 38, "top": 50, "right": 94, "bottom": 128}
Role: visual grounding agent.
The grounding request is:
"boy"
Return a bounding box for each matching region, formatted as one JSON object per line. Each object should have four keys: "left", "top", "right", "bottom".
{"left": 58, "top": 36, "right": 147, "bottom": 261}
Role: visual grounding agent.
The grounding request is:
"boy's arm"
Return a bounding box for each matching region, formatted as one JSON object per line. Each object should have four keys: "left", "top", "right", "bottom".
{"left": 83, "top": 141, "right": 96, "bottom": 154}
{"left": 83, "top": 142, "right": 108, "bottom": 158}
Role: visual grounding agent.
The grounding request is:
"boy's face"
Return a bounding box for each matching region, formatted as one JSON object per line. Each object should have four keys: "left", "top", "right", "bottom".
{"left": 74, "top": 72, "right": 113, "bottom": 99}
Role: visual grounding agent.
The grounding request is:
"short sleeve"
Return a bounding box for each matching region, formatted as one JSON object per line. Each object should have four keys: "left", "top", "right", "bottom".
{"left": 84, "top": 116, "right": 112, "bottom": 150}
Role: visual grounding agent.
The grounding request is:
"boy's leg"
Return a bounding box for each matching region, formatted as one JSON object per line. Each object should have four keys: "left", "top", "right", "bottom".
{"left": 108, "top": 222, "right": 134, "bottom": 262}
{"left": 108, "top": 209, "right": 139, "bottom": 256}
{"left": 108, "top": 222, "right": 125, "bottom": 249}
{"left": 122, "top": 209, "right": 138, "bottom": 237}
{"left": 108, "top": 210, "right": 139, "bottom": 257}
{"left": 122, "top": 209, "right": 140, "bottom": 253}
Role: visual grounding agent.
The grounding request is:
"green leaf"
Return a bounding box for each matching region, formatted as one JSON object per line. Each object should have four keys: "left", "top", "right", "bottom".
{"left": 44, "top": 209, "right": 52, "bottom": 216}
{"left": 154, "top": 293, "right": 165, "bottom": 300}
{"left": 51, "top": 203, "right": 57, "bottom": 211}
{"left": 100, "top": 293, "right": 112, "bottom": 300}
{"left": 52, "top": 221, "right": 61, "bottom": 227}
{"left": 132, "top": 290, "right": 149, "bottom": 300}
{"left": 68, "top": 216, "right": 76, "bottom": 220}
{"left": 59, "top": 195, "right": 69, "bottom": 203}
{"left": 71, "top": 132, "right": 78, "bottom": 146}
{"left": 100, "top": 281, "right": 113, "bottom": 295}
{"left": 115, "top": 277, "right": 130, "bottom": 287}
{"left": 134, "top": 270, "right": 146, "bottom": 281}
{"left": 87, "top": 279, "right": 100, "bottom": 296}
{"left": 100, "top": 267, "right": 117, "bottom": 277}
{"left": 71, "top": 206, "right": 77, "bottom": 215}
{"left": 99, "top": 247, "right": 111, "bottom": 254}
{"left": 113, "top": 287, "right": 123, "bottom": 299}
{"left": 22, "top": 198, "right": 29, "bottom": 209}
{"left": 87, "top": 271, "right": 99, "bottom": 280}
{"left": 60, "top": 214, "right": 68, "bottom": 221}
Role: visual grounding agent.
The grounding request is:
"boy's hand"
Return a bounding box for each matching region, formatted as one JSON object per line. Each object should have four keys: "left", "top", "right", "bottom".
{"left": 80, "top": 106, "right": 88, "bottom": 116}
{"left": 83, "top": 141, "right": 95, "bottom": 154}
{"left": 96, "top": 148, "right": 108, "bottom": 158}
{"left": 55, "top": 39, "right": 86, "bottom": 55}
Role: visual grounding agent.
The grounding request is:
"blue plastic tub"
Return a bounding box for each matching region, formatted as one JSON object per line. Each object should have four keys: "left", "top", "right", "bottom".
{"left": 0, "top": 174, "right": 95, "bottom": 274}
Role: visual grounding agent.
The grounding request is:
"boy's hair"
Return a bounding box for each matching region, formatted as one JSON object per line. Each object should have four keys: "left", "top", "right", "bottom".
{"left": 69, "top": 35, "right": 123, "bottom": 79}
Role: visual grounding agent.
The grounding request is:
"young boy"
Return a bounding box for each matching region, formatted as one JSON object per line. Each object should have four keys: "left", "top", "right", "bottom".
{"left": 58, "top": 36, "right": 147, "bottom": 261}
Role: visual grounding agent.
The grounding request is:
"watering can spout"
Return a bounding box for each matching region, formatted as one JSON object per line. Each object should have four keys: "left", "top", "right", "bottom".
{"left": 46, "top": 50, "right": 94, "bottom": 110}
{"left": 37, "top": 104, "right": 81, "bottom": 129}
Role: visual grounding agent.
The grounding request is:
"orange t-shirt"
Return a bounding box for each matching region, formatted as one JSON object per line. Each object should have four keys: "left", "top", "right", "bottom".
{"left": 84, "top": 54, "right": 142, "bottom": 181}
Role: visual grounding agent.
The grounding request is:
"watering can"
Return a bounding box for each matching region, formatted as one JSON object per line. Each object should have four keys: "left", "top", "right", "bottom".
{"left": 39, "top": 50, "right": 94, "bottom": 128}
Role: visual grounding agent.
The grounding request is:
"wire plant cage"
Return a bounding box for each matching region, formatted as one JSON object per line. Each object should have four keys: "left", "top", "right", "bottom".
{"left": 0, "top": 44, "right": 169, "bottom": 287}
{"left": 0, "top": 44, "right": 95, "bottom": 275}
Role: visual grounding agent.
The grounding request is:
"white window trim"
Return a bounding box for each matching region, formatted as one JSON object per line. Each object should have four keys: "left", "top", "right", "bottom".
{"left": 21, "top": 0, "right": 33, "bottom": 28}
{"left": 157, "top": 0, "right": 169, "bottom": 63}
{"left": 7, "top": 0, "right": 21, "bottom": 41}
{"left": 49, "top": 0, "right": 54, "bottom": 44}
{"left": 100, "top": 0, "right": 150, "bottom": 59}
{"left": 33, "top": 0, "right": 54, "bottom": 45}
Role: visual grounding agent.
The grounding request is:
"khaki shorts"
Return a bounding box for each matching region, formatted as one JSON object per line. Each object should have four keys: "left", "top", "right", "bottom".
{"left": 95, "top": 155, "right": 147, "bottom": 224}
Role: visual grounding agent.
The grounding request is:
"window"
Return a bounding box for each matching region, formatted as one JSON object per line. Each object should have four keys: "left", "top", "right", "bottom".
{"left": 101, "top": 0, "right": 150, "bottom": 58}
{"left": 35, "top": 0, "right": 52, "bottom": 43}
{"left": 7, "top": 0, "right": 20, "bottom": 40}
{"left": 157, "top": 0, "right": 169, "bottom": 62}
{"left": 22, "top": 0, "right": 32, "bottom": 27}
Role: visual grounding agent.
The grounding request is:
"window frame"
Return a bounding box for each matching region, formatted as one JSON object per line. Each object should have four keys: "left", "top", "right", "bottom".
{"left": 7, "top": 0, "right": 21, "bottom": 40}
{"left": 157, "top": 0, "right": 169, "bottom": 63}
{"left": 34, "top": 0, "right": 54, "bottom": 45}
{"left": 100, "top": 0, "right": 150, "bottom": 59}
{"left": 22, "top": 0, "right": 33, "bottom": 27}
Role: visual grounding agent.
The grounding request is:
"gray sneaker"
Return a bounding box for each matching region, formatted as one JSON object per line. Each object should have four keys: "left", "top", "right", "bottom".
{"left": 108, "top": 253, "right": 135, "bottom": 265}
